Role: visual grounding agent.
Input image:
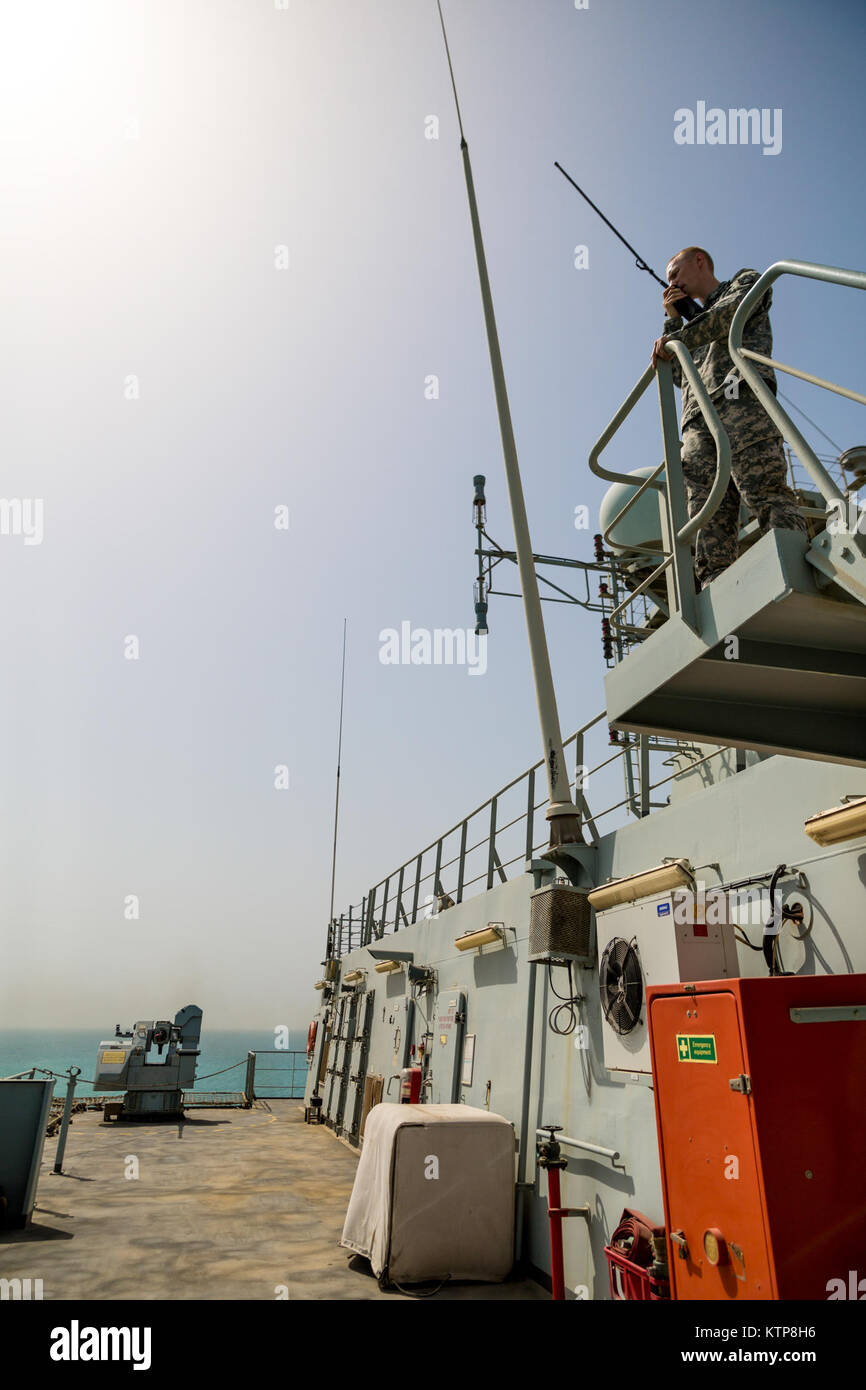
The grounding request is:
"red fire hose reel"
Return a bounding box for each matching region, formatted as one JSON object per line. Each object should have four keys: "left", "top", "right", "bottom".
{"left": 537, "top": 1125, "right": 670, "bottom": 1302}
{"left": 604, "top": 1207, "right": 670, "bottom": 1300}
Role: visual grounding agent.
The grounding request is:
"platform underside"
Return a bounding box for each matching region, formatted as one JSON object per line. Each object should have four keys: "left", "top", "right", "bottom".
{"left": 605, "top": 529, "right": 866, "bottom": 765}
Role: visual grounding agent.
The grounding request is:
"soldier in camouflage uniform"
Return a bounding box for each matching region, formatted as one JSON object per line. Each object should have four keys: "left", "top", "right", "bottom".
{"left": 651, "top": 247, "right": 807, "bottom": 589}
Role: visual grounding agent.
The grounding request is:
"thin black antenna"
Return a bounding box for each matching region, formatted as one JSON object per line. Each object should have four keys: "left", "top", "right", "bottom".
{"left": 554, "top": 161, "right": 668, "bottom": 288}
{"left": 328, "top": 619, "right": 348, "bottom": 943}
{"left": 555, "top": 161, "right": 702, "bottom": 318}
{"left": 436, "top": 0, "right": 466, "bottom": 143}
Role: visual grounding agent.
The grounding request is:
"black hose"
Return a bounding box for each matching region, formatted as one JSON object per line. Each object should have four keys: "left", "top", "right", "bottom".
{"left": 762, "top": 864, "right": 786, "bottom": 974}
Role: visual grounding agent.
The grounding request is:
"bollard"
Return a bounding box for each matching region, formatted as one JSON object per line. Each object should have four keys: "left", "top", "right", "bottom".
{"left": 53, "top": 1067, "right": 81, "bottom": 1174}
{"left": 244, "top": 1051, "right": 256, "bottom": 1107}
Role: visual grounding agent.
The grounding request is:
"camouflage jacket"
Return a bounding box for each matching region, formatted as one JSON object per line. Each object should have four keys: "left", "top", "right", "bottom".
{"left": 662, "top": 267, "right": 776, "bottom": 429}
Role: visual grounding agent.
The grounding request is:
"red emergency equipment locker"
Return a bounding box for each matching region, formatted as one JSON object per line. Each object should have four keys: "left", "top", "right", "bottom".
{"left": 647, "top": 973, "right": 866, "bottom": 1300}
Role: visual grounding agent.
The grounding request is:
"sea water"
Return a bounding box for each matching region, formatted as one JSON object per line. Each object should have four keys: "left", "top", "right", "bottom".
{"left": 0, "top": 1027, "right": 309, "bottom": 1099}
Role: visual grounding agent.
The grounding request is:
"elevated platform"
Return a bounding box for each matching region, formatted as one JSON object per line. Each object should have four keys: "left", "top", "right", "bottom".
{"left": 605, "top": 528, "right": 866, "bottom": 765}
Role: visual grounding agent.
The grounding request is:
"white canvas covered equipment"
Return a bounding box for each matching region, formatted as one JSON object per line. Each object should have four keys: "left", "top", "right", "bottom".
{"left": 340, "top": 1103, "right": 515, "bottom": 1284}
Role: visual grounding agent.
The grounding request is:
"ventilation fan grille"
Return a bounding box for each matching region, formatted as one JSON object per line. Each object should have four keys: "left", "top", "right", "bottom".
{"left": 600, "top": 937, "right": 643, "bottom": 1035}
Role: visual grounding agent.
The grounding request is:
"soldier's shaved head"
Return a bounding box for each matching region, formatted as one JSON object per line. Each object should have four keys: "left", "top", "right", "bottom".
{"left": 674, "top": 246, "right": 714, "bottom": 274}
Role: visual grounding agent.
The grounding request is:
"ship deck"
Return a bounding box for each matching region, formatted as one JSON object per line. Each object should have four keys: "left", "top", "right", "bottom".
{"left": 1, "top": 1101, "right": 545, "bottom": 1301}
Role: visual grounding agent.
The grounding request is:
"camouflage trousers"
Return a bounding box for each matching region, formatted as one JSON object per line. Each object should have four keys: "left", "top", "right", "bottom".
{"left": 680, "top": 392, "right": 807, "bottom": 588}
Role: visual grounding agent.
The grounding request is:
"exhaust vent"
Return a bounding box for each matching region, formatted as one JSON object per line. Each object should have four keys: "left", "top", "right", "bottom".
{"left": 529, "top": 883, "right": 593, "bottom": 964}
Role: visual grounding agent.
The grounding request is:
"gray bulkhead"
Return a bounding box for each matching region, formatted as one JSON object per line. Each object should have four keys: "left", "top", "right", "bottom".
{"left": 307, "top": 749, "right": 865, "bottom": 1295}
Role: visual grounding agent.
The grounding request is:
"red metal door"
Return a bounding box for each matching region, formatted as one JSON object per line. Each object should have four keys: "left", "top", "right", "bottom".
{"left": 650, "top": 989, "right": 775, "bottom": 1299}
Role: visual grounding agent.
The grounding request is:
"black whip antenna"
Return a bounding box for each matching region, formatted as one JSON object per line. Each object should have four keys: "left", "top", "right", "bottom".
{"left": 554, "top": 161, "right": 668, "bottom": 288}
{"left": 555, "top": 161, "right": 701, "bottom": 318}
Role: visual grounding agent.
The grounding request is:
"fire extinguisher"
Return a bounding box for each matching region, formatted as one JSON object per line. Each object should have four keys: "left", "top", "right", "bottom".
{"left": 400, "top": 1066, "right": 422, "bottom": 1104}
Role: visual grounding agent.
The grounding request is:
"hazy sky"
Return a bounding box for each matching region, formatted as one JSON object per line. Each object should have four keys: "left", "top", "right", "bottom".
{"left": 1, "top": 0, "right": 864, "bottom": 1029}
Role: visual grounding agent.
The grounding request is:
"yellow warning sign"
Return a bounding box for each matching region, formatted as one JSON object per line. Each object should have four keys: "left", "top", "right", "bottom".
{"left": 100, "top": 1050, "right": 127, "bottom": 1065}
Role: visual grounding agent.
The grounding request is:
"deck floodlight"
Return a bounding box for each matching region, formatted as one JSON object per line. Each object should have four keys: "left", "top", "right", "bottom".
{"left": 587, "top": 858, "right": 695, "bottom": 911}
{"left": 343, "top": 969, "right": 366, "bottom": 984}
{"left": 804, "top": 796, "right": 866, "bottom": 846}
{"left": 455, "top": 923, "right": 505, "bottom": 952}
{"left": 373, "top": 959, "right": 404, "bottom": 974}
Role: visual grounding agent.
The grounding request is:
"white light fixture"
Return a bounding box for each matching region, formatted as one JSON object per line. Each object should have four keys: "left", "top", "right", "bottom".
{"left": 587, "top": 859, "right": 694, "bottom": 912}
{"left": 313, "top": 980, "right": 327, "bottom": 991}
{"left": 373, "top": 959, "right": 404, "bottom": 974}
{"left": 454, "top": 923, "right": 505, "bottom": 952}
{"left": 804, "top": 796, "right": 866, "bottom": 846}
{"left": 343, "top": 969, "right": 366, "bottom": 984}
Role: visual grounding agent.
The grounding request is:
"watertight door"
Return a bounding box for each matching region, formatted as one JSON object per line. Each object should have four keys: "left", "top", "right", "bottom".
{"left": 343, "top": 991, "right": 375, "bottom": 1145}
{"left": 431, "top": 991, "right": 466, "bottom": 1104}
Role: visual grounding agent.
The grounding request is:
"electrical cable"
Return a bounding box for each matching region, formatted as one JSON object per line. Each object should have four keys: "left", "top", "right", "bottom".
{"left": 390, "top": 1274, "right": 452, "bottom": 1299}
{"left": 739, "top": 872, "right": 813, "bottom": 968}
{"left": 547, "top": 960, "right": 584, "bottom": 1035}
{"left": 777, "top": 390, "right": 844, "bottom": 456}
{"left": 734, "top": 927, "right": 764, "bottom": 952}
{"left": 763, "top": 864, "right": 788, "bottom": 975}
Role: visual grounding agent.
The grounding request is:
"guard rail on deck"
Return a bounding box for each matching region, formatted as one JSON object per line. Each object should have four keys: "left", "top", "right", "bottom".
{"left": 589, "top": 339, "right": 732, "bottom": 633}
{"left": 728, "top": 259, "right": 866, "bottom": 509}
{"left": 328, "top": 714, "right": 725, "bottom": 958}
{"left": 243, "top": 1050, "right": 308, "bottom": 1101}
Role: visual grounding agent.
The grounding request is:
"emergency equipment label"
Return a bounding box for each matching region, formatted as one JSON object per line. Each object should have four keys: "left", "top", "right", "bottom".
{"left": 675, "top": 1034, "right": 717, "bottom": 1063}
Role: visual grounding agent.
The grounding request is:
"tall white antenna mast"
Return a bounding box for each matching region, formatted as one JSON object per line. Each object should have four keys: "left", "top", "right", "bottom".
{"left": 328, "top": 619, "right": 348, "bottom": 949}
{"left": 435, "top": 2, "right": 582, "bottom": 848}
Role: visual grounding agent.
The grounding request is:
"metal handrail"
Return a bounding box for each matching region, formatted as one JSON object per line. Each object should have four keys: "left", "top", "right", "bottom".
{"left": 244, "top": 1050, "right": 308, "bottom": 1102}
{"left": 728, "top": 259, "right": 866, "bottom": 508}
{"left": 740, "top": 353, "right": 866, "bottom": 407}
{"left": 601, "top": 460, "right": 666, "bottom": 558}
{"left": 607, "top": 554, "right": 672, "bottom": 623}
{"left": 588, "top": 347, "right": 731, "bottom": 544}
{"left": 588, "top": 343, "right": 731, "bottom": 636}
{"left": 333, "top": 716, "right": 608, "bottom": 950}
{"left": 664, "top": 342, "right": 732, "bottom": 543}
{"left": 596, "top": 351, "right": 732, "bottom": 558}
{"left": 331, "top": 721, "right": 709, "bottom": 955}
{"left": 588, "top": 365, "right": 662, "bottom": 488}
{"left": 361, "top": 709, "right": 601, "bottom": 881}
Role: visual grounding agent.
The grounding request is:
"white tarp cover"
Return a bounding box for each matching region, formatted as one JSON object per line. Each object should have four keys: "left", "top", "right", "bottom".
{"left": 340, "top": 1103, "right": 515, "bottom": 1283}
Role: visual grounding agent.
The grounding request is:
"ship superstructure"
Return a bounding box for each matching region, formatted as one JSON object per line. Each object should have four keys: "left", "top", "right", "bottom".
{"left": 305, "top": 251, "right": 866, "bottom": 1299}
